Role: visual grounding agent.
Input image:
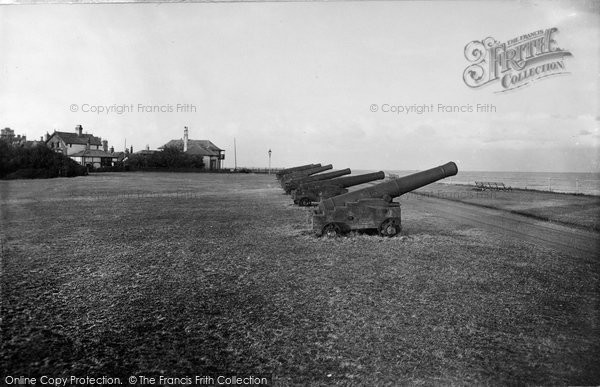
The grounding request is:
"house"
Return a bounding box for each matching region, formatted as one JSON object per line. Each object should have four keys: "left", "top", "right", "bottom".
{"left": 23, "top": 139, "right": 45, "bottom": 148}
{"left": 46, "top": 125, "right": 103, "bottom": 155}
{"left": 160, "top": 127, "right": 225, "bottom": 170}
{"left": 69, "top": 148, "right": 120, "bottom": 168}
{"left": 1, "top": 127, "right": 45, "bottom": 148}
{"left": 135, "top": 145, "right": 159, "bottom": 156}
{"left": 1, "top": 127, "right": 27, "bottom": 146}
{"left": 46, "top": 125, "right": 120, "bottom": 168}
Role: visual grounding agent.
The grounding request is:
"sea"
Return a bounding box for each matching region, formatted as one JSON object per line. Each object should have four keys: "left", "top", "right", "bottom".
{"left": 378, "top": 170, "right": 600, "bottom": 196}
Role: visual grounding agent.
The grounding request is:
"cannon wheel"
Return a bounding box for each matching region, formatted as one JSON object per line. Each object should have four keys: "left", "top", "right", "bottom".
{"left": 298, "top": 197, "right": 311, "bottom": 207}
{"left": 322, "top": 223, "right": 342, "bottom": 238}
{"left": 378, "top": 218, "right": 401, "bottom": 237}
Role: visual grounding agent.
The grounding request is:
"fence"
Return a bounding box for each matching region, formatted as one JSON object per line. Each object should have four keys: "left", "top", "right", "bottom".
{"left": 232, "top": 167, "right": 283, "bottom": 174}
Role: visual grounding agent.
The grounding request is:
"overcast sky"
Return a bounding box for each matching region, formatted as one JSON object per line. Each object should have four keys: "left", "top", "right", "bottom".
{"left": 1, "top": 0, "right": 598, "bottom": 172}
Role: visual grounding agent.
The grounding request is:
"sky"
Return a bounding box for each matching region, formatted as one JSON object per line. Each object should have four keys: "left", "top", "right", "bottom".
{"left": 0, "top": 0, "right": 599, "bottom": 172}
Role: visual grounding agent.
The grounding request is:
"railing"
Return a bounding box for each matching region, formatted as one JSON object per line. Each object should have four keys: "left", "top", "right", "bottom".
{"left": 444, "top": 176, "right": 599, "bottom": 196}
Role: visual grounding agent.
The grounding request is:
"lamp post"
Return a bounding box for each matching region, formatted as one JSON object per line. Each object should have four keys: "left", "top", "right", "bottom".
{"left": 268, "top": 149, "right": 272, "bottom": 174}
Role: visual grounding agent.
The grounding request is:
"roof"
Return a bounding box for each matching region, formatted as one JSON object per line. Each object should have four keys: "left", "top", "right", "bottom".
{"left": 112, "top": 152, "right": 126, "bottom": 161}
{"left": 135, "top": 150, "right": 159, "bottom": 155}
{"left": 50, "top": 131, "right": 102, "bottom": 146}
{"left": 194, "top": 140, "right": 224, "bottom": 152}
{"left": 160, "top": 139, "right": 224, "bottom": 156}
{"left": 70, "top": 149, "right": 119, "bottom": 158}
{"left": 23, "top": 140, "right": 44, "bottom": 148}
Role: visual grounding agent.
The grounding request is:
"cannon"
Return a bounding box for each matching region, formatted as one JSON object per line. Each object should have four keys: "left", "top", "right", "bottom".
{"left": 280, "top": 164, "right": 333, "bottom": 189}
{"left": 313, "top": 162, "right": 458, "bottom": 237}
{"left": 283, "top": 168, "right": 352, "bottom": 194}
{"left": 292, "top": 171, "right": 385, "bottom": 206}
{"left": 276, "top": 164, "right": 321, "bottom": 180}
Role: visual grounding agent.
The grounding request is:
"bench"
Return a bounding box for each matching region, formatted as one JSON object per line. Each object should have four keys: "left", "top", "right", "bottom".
{"left": 474, "top": 181, "right": 512, "bottom": 191}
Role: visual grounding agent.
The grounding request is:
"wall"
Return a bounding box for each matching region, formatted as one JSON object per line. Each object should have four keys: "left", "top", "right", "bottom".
{"left": 46, "top": 134, "right": 100, "bottom": 156}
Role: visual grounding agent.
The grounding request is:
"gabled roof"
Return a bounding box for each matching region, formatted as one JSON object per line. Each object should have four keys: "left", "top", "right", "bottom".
{"left": 70, "top": 149, "right": 119, "bottom": 158}
{"left": 160, "top": 139, "right": 224, "bottom": 156}
{"left": 50, "top": 131, "right": 102, "bottom": 146}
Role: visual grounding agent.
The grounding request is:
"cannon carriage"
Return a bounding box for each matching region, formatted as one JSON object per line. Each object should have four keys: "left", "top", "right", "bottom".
{"left": 313, "top": 162, "right": 458, "bottom": 237}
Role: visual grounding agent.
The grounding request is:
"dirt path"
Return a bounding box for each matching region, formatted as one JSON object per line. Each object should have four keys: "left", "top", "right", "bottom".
{"left": 404, "top": 195, "right": 599, "bottom": 261}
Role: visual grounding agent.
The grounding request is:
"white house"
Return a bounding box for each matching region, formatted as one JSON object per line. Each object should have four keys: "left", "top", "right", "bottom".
{"left": 160, "top": 127, "right": 225, "bottom": 170}
{"left": 46, "top": 125, "right": 120, "bottom": 168}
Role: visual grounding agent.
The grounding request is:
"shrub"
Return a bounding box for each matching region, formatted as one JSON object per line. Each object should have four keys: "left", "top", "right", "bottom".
{"left": 0, "top": 141, "right": 87, "bottom": 179}
{"left": 127, "top": 146, "right": 205, "bottom": 171}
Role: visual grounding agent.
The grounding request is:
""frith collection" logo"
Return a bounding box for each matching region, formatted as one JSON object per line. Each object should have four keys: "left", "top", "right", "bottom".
{"left": 463, "top": 28, "right": 572, "bottom": 92}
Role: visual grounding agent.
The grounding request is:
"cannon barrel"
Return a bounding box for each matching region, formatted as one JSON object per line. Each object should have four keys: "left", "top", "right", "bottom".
{"left": 284, "top": 168, "right": 351, "bottom": 192}
{"left": 280, "top": 164, "right": 333, "bottom": 187}
{"left": 302, "top": 171, "right": 385, "bottom": 190}
{"left": 276, "top": 163, "right": 320, "bottom": 179}
{"left": 321, "top": 162, "right": 458, "bottom": 210}
{"left": 293, "top": 171, "right": 386, "bottom": 205}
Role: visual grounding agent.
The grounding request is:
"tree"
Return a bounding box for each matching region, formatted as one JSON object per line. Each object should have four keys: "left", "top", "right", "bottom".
{"left": 0, "top": 139, "right": 87, "bottom": 179}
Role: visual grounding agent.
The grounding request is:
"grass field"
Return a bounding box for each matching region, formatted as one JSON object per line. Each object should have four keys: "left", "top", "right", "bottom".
{"left": 411, "top": 183, "right": 600, "bottom": 232}
{"left": 1, "top": 172, "right": 599, "bottom": 385}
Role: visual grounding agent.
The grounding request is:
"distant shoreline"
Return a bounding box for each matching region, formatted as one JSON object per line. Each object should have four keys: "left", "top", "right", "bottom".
{"left": 374, "top": 169, "right": 600, "bottom": 197}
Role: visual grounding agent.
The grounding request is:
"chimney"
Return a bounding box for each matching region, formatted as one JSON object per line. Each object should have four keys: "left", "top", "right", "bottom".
{"left": 102, "top": 140, "right": 108, "bottom": 152}
{"left": 110, "top": 146, "right": 114, "bottom": 154}
{"left": 146, "top": 144, "right": 150, "bottom": 151}
{"left": 40, "top": 136, "right": 43, "bottom": 141}
{"left": 183, "top": 126, "right": 188, "bottom": 152}
{"left": 130, "top": 145, "right": 133, "bottom": 154}
{"left": 45, "top": 132, "right": 49, "bottom": 142}
{"left": 76, "top": 125, "right": 83, "bottom": 136}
